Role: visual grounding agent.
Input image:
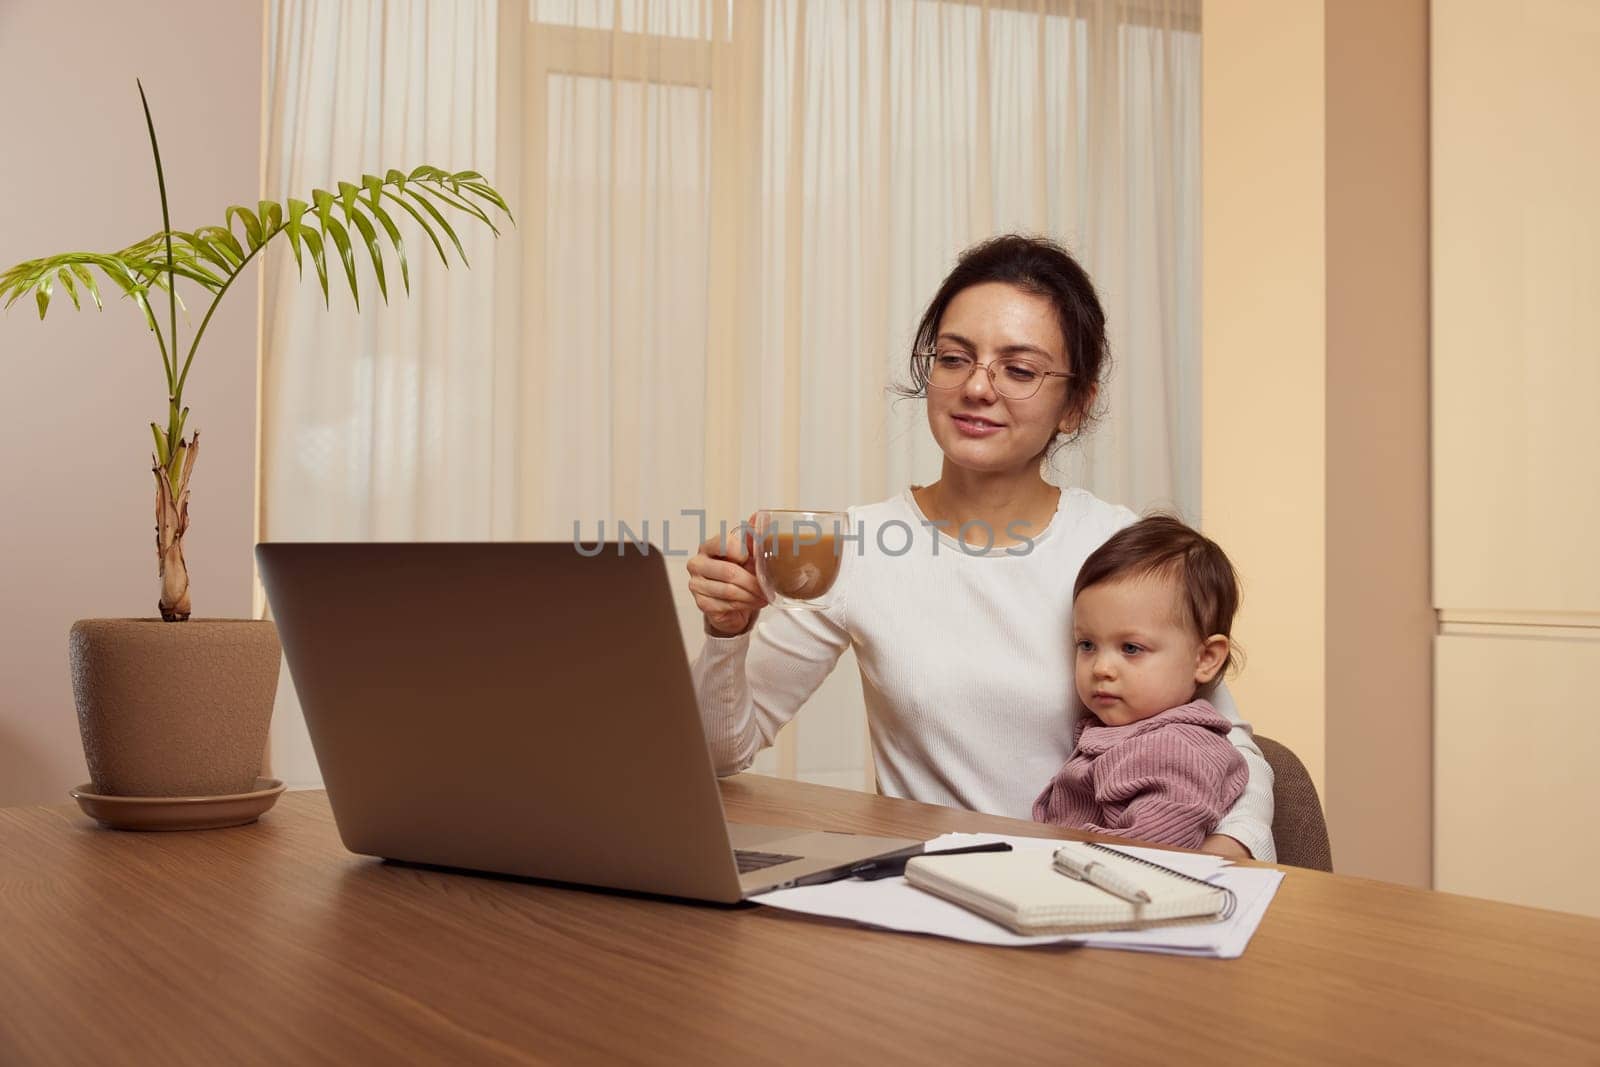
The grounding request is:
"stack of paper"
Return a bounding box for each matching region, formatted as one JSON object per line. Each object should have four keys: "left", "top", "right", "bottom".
{"left": 755, "top": 832, "right": 1284, "bottom": 958}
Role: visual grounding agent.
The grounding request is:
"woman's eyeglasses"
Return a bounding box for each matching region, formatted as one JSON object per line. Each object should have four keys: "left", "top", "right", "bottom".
{"left": 915, "top": 349, "right": 1073, "bottom": 400}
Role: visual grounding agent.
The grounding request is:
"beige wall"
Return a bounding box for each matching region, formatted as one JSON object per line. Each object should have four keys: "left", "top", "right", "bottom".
{"left": 1201, "top": 0, "right": 1328, "bottom": 790}
{"left": 1323, "top": 0, "right": 1432, "bottom": 888}
{"left": 0, "top": 1, "right": 264, "bottom": 806}
{"left": 1431, "top": 0, "right": 1600, "bottom": 917}
{"left": 1203, "top": 0, "right": 1433, "bottom": 884}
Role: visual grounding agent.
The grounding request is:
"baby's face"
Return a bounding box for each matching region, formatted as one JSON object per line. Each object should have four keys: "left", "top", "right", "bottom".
{"left": 1072, "top": 575, "right": 1209, "bottom": 726}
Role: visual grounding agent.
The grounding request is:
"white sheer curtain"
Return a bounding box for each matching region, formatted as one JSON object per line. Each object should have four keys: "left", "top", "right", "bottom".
{"left": 260, "top": 0, "right": 1200, "bottom": 790}
{"left": 260, "top": 0, "right": 520, "bottom": 782}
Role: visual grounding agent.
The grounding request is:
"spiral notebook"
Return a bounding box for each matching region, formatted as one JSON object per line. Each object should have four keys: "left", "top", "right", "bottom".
{"left": 905, "top": 841, "right": 1236, "bottom": 936}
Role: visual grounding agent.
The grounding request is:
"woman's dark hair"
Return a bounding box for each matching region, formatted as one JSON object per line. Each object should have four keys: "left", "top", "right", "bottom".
{"left": 897, "top": 234, "right": 1110, "bottom": 448}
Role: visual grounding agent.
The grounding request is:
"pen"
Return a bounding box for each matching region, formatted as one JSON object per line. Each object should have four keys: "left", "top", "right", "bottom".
{"left": 1053, "top": 844, "right": 1152, "bottom": 903}
{"left": 850, "top": 840, "right": 1013, "bottom": 881}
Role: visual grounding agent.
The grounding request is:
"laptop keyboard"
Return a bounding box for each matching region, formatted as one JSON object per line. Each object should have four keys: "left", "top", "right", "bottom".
{"left": 734, "top": 849, "right": 802, "bottom": 874}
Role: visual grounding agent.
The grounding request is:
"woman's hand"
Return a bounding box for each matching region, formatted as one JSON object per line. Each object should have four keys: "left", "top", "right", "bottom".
{"left": 1199, "top": 833, "right": 1252, "bottom": 861}
{"left": 687, "top": 516, "right": 768, "bottom": 637}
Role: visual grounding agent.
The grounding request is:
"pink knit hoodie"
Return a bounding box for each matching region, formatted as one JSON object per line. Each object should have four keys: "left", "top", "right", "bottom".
{"left": 1030, "top": 699, "right": 1248, "bottom": 850}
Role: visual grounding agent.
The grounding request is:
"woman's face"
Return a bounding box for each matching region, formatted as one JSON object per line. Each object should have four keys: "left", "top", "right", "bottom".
{"left": 923, "top": 282, "right": 1079, "bottom": 476}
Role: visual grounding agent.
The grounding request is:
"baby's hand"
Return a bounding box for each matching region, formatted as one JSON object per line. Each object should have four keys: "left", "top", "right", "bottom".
{"left": 1198, "top": 833, "right": 1251, "bottom": 860}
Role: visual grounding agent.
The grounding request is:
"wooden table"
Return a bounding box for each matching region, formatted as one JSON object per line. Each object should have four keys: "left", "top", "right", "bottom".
{"left": 3, "top": 775, "right": 1598, "bottom": 1065}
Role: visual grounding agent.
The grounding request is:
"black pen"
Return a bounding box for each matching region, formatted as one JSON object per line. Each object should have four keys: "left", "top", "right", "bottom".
{"left": 849, "top": 840, "right": 1013, "bottom": 881}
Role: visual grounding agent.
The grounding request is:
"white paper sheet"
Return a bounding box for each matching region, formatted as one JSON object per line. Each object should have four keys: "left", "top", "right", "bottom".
{"left": 755, "top": 832, "right": 1284, "bottom": 958}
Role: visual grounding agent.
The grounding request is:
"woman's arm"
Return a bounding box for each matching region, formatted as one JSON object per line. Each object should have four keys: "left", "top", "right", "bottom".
{"left": 685, "top": 514, "right": 854, "bottom": 774}
{"left": 1204, "top": 681, "right": 1278, "bottom": 862}
{"left": 690, "top": 607, "right": 851, "bottom": 774}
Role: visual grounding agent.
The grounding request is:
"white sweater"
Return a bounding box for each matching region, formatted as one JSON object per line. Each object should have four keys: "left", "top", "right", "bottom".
{"left": 691, "top": 487, "right": 1278, "bottom": 863}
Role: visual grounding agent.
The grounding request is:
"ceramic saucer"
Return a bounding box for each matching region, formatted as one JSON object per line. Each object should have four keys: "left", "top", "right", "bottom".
{"left": 70, "top": 777, "right": 286, "bottom": 831}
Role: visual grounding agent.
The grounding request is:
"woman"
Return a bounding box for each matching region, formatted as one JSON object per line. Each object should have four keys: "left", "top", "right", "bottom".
{"left": 685, "top": 235, "right": 1274, "bottom": 861}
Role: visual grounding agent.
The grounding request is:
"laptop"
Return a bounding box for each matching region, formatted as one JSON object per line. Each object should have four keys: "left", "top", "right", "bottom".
{"left": 255, "top": 541, "right": 922, "bottom": 903}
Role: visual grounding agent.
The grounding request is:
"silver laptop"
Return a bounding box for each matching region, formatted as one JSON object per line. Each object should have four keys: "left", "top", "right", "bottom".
{"left": 255, "top": 541, "right": 921, "bottom": 903}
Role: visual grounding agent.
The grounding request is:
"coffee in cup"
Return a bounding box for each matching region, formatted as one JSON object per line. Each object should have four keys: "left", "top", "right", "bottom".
{"left": 752, "top": 510, "right": 847, "bottom": 611}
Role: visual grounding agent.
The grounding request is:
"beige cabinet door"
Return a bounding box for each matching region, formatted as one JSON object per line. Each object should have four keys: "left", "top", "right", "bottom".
{"left": 1435, "top": 632, "right": 1600, "bottom": 917}
{"left": 1432, "top": 0, "right": 1600, "bottom": 615}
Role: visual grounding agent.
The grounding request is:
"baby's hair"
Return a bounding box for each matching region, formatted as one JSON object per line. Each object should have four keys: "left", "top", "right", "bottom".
{"left": 1074, "top": 515, "right": 1243, "bottom": 684}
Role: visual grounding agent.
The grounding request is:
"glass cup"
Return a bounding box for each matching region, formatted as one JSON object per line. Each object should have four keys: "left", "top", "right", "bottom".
{"left": 752, "top": 509, "right": 848, "bottom": 611}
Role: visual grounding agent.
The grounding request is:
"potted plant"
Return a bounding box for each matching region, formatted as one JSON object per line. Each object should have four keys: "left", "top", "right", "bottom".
{"left": 0, "top": 81, "right": 511, "bottom": 828}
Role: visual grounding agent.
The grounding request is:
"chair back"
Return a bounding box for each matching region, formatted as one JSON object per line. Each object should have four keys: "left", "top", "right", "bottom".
{"left": 1254, "top": 734, "right": 1333, "bottom": 871}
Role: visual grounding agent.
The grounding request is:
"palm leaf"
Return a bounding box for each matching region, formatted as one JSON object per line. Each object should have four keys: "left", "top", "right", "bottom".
{"left": 56, "top": 268, "right": 82, "bottom": 310}
{"left": 460, "top": 180, "right": 515, "bottom": 225}
{"left": 312, "top": 188, "right": 335, "bottom": 233}
{"left": 366, "top": 198, "right": 410, "bottom": 294}
{"left": 285, "top": 198, "right": 310, "bottom": 274}
{"left": 180, "top": 232, "right": 239, "bottom": 276}
{"left": 1, "top": 252, "right": 171, "bottom": 323}
{"left": 342, "top": 203, "right": 388, "bottom": 303}
{"left": 298, "top": 227, "right": 331, "bottom": 305}
{"left": 401, "top": 185, "right": 468, "bottom": 266}
{"left": 226, "top": 205, "right": 264, "bottom": 251}
{"left": 193, "top": 226, "right": 246, "bottom": 269}
{"left": 1, "top": 164, "right": 511, "bottom": 329}
{"left": 90, "top": 259, "right": 161, "bottom": 331}
{"left": 258, "top": 201, "right": 283, "bottom": 234}
{"left": 380, "top": 188, "right": 450, "bottom": 267}
{"left": 123, "top": 246, "right": 225, "bottom": 290}
{"left": 322, "top": 215, "right": 360, "bottom": 310}
{"left": 413, "top": 179, "right": 499, "bottom": 237}
{"left": 337, "top": 181, "right": 362, "bottom": 217}
{"left": 70, "top": 265, "right": 101, "bottom": 310}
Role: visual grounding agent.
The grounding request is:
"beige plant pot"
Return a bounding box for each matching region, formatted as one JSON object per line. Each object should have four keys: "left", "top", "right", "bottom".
{"left": 68, "top": 619, "right": 280, "bottom": 797}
